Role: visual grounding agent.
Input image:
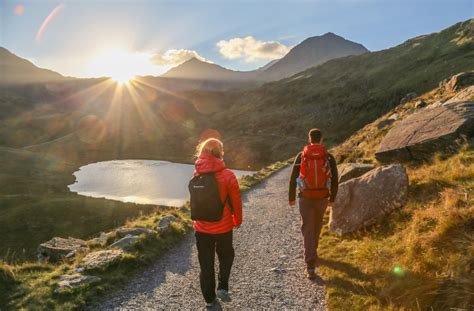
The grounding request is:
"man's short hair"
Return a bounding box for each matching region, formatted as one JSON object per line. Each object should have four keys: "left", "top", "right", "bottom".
{"left": 308, "top": 128, "right": 323, "bottom": 144}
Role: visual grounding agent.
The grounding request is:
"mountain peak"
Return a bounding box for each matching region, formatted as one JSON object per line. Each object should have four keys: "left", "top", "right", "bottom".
{"left": 261, "top": 32, "right": 368, "bottom": 80}
{"left": 322, "top": 32, "right": 337, "bottom": 37}
{"left": 184, "top": 57, "right": 202, "bottom": 64}
{"left": 161, "top": 57, "right": 251, "bottom": 81}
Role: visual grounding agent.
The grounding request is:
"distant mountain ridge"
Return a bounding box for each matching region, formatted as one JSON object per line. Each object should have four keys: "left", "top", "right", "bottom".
{"left": 161, "top": 57, "right": 253, "bottom": 81}
{"left": 0, "top": 32, "right": 368, "bottom": 88}
{"left": 160, "top": 32, "right": 369, "bottom": 82}
{"left": 0, "top": 47, "right": 64, "bottom": 84}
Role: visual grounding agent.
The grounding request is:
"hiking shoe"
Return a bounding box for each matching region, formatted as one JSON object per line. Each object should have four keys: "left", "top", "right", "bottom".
{"left": 306, "top": 268, "right": 317, "bottom": 280}
{"left": 217, "top": 289, "right": 231, "bottom": 302}
{"left": 205, "top": 299, "right": 216, "bottom": 308}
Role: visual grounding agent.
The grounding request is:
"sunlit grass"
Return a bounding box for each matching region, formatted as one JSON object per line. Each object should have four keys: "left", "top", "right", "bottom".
{"left": 318, "top": 146, "right": 474, "bottom": 310}
{"left": 1, "top": 208, "right": 192, "bottom": 310}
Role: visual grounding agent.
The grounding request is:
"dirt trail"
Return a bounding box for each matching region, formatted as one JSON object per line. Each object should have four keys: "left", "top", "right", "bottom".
{"left": 98, "top": 167, "right": 326, "bottom": 310}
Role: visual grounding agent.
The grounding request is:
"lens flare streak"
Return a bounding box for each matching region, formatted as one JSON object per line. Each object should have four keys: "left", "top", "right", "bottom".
{"left": 36, "top": 4, "right": 65, "bottom": 42}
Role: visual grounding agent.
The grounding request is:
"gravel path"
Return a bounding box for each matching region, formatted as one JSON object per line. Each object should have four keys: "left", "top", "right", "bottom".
{"left": 98, "top": 167, "right": 326, "bottom": 310}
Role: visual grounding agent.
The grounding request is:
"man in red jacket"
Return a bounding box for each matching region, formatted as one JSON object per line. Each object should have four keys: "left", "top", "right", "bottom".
{"left": 288, "top": 129, "right": 338, "bottom": 279}
{"left": 193, "top": 138, "right": 242, "bottom": 308}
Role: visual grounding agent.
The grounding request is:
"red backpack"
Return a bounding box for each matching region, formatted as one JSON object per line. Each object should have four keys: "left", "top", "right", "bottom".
{"left": 299, "top": 144, "right": 331, "bottom": 199}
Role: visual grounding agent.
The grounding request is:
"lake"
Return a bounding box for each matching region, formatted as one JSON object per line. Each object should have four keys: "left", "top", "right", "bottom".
{"left": 68, "top": 160, "right": 254, "bottom": 206}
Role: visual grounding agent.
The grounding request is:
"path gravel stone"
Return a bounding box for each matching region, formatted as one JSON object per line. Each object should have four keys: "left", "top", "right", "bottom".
{"left": 98, "top": 167, "right": 326, "bottom": 310}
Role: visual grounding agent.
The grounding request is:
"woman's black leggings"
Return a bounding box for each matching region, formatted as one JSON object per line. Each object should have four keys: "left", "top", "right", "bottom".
{"left": 195, "top": 230, "right": 235, "bottom": 303}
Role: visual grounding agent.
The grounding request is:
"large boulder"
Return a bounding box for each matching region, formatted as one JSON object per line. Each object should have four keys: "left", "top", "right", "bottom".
{"left": 54, "top": 274, "right": 101, "bottom": 293}
{"left": 80, "top": 249, "right": 124, "bottom": 270}
{"left": 329, "top": 164, "right": 408, "bottom": 234}
{"left": 375, "top": 101, "right": 474, "bottom": 162}
{"left": 337, "top": 163, "right": 375, "bottom": 183}
{"left": 38, "top": 237, "right": 89, "bottom": 262}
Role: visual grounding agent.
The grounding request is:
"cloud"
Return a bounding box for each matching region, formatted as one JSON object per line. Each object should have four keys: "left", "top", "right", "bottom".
{"left": 217, "top": 36, "right": 291, "bottom": 62}
{"left": 151, "top": 49, "right": 206, "bottom": 66}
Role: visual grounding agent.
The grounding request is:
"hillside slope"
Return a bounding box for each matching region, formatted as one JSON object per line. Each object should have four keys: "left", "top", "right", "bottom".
{"left": 0, "top": 47, "right": 64, "bottom": 84}
{"left": 318, "top": 74, "right": 473, "bottom": 310}
{"left": 211, "top": 19, "right": 474, "bottom": 167}
{"left": 0, "top": 20, "right": 472, "bottom": 172}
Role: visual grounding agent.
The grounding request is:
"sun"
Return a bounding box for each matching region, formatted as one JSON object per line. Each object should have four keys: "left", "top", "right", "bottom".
{"left": 88, "top": 49, "right": 154, "bottom": 83}
{"left": 111, "top": 72, "right": 135, "bottom": 84}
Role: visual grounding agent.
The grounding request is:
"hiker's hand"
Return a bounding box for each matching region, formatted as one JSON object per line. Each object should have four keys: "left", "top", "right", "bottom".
{"left": 289, "top": 201, "right": 296, "bottom": 207}
{"left": 328, "top": 201, "right": 334, "bottom": 207}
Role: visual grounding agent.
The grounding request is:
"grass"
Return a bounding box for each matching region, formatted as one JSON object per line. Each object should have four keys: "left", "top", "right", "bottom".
{"left": 0, "top": 160, "right": 289, "bottom": 309}
{"left": 319, "top": 144, "right": 473, "bottom": 308}
{"left": 0, "top": 146, "right": 159, "bottom": 261}
{"left": 319, "top": 147, "right": 473, "bottom": 310}
{"left": 210, "top": 19, "right": 474, "bottom": 166}
{"left": 238, "top": 159, "right": 291, "bottom": 192}
{"left": 1, "top": 21, "right": 472, "bottom": 172}
{"left": 317, "top": 75, "right": 474, "bottom": 309}
{"left": 1, "top": 208, "right": 192, "bottom": 310}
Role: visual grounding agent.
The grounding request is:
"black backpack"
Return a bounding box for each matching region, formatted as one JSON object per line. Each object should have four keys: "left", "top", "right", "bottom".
{"left": 188, "top": 173, "right": 228, "bottom": 221}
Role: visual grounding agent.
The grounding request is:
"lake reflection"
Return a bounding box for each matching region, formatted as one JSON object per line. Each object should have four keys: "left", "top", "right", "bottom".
{"left": 68, "top": 160, "right": 254, "bottom": 206}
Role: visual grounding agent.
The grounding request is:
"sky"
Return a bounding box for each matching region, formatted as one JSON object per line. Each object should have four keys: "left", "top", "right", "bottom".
{"left": 0, "top": 0, "right": 473, "bottom": 78}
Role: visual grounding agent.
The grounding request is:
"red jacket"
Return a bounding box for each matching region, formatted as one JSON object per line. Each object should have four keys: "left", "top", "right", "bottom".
{"left": 192, "top": 154, "right": 243, "bottom": 234}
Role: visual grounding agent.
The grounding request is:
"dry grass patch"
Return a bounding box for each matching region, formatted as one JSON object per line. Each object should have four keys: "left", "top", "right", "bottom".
{"left": 318, "top": 146, "right": 474, "bottom": 310}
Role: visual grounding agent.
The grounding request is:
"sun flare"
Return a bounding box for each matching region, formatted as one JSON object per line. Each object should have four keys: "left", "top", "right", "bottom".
{"left": 88, "top": 49, "right": 154, "bottom": 83}
{"left": 111, "top": 72, "right": 135, "bottom": 84}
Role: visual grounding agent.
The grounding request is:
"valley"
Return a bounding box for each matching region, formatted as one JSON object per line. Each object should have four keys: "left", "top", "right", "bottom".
{"left": 0, "top": 19, "right": 472, "bottom": 260}
{"left": 0, "top": 17, "right": 473, "bottom": 309}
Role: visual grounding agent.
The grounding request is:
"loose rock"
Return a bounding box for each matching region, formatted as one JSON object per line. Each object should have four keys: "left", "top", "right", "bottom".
{"left": 156, "top": 215, "right": 178, "bottom": 233}
{"left": 329, "top": 164, "right": 408, "bottom": 234}
{"left": 37, "top": 237, "right": 89, "bottom": 263}
{"left": 116, "top": 227, "right": 157, "bottom": 239}
{"left": 337, "top": 163, "right": 375, "bottom": 183}
{"left": 109, "top": 235, "right": 140, "bottom": 252}
{"left": 88, "top": 232, "right": 109, "bottom": 247}
{"left": 55, "top": 274, "right": 101, "bottom": 293}
{"left": 80, "top": 249, "right": 124, "bottom": 270}
{"left": 400, "top": 92, "right": 417, "bottom": 104}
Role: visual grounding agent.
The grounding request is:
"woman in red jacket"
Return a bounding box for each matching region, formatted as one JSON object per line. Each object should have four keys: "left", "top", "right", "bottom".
{"left": 193, "top": 138, "right": 242, "bottom": 307}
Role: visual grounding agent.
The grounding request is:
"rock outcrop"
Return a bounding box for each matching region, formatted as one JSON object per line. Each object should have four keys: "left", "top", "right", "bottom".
{"left": 443, "top": 71, "right": 474, "bottom": 93}
{"left": 54, "top": 274, "right": 101, "bottom": 293}
{"left": 80, "top": 249, "right": 124, "bottom": 270}
{"left": 88, "top": 232, "right": 109, "bottom": 247}
{"left": 109, "top": 235, "right": 140, "bottom": 252}
{"left": 329, "top": 164, "right": 409, "bottom": 234}
{"left": 375, "top": 101, "right": 474, "bottom": 162}
{"left": 38, "top": 237, "right": 89, "bottom": 262}
{"left": 414, "top": 100, "right": 427, "bottom": 109}
{"left": 337, "top": 163, "right": 375, "bottom": 183}
{"left": 116, "top": 227, "right": 157, "bottom": 239}
{"left": 156, "top": 215, "right": 178, "bottom": 233}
